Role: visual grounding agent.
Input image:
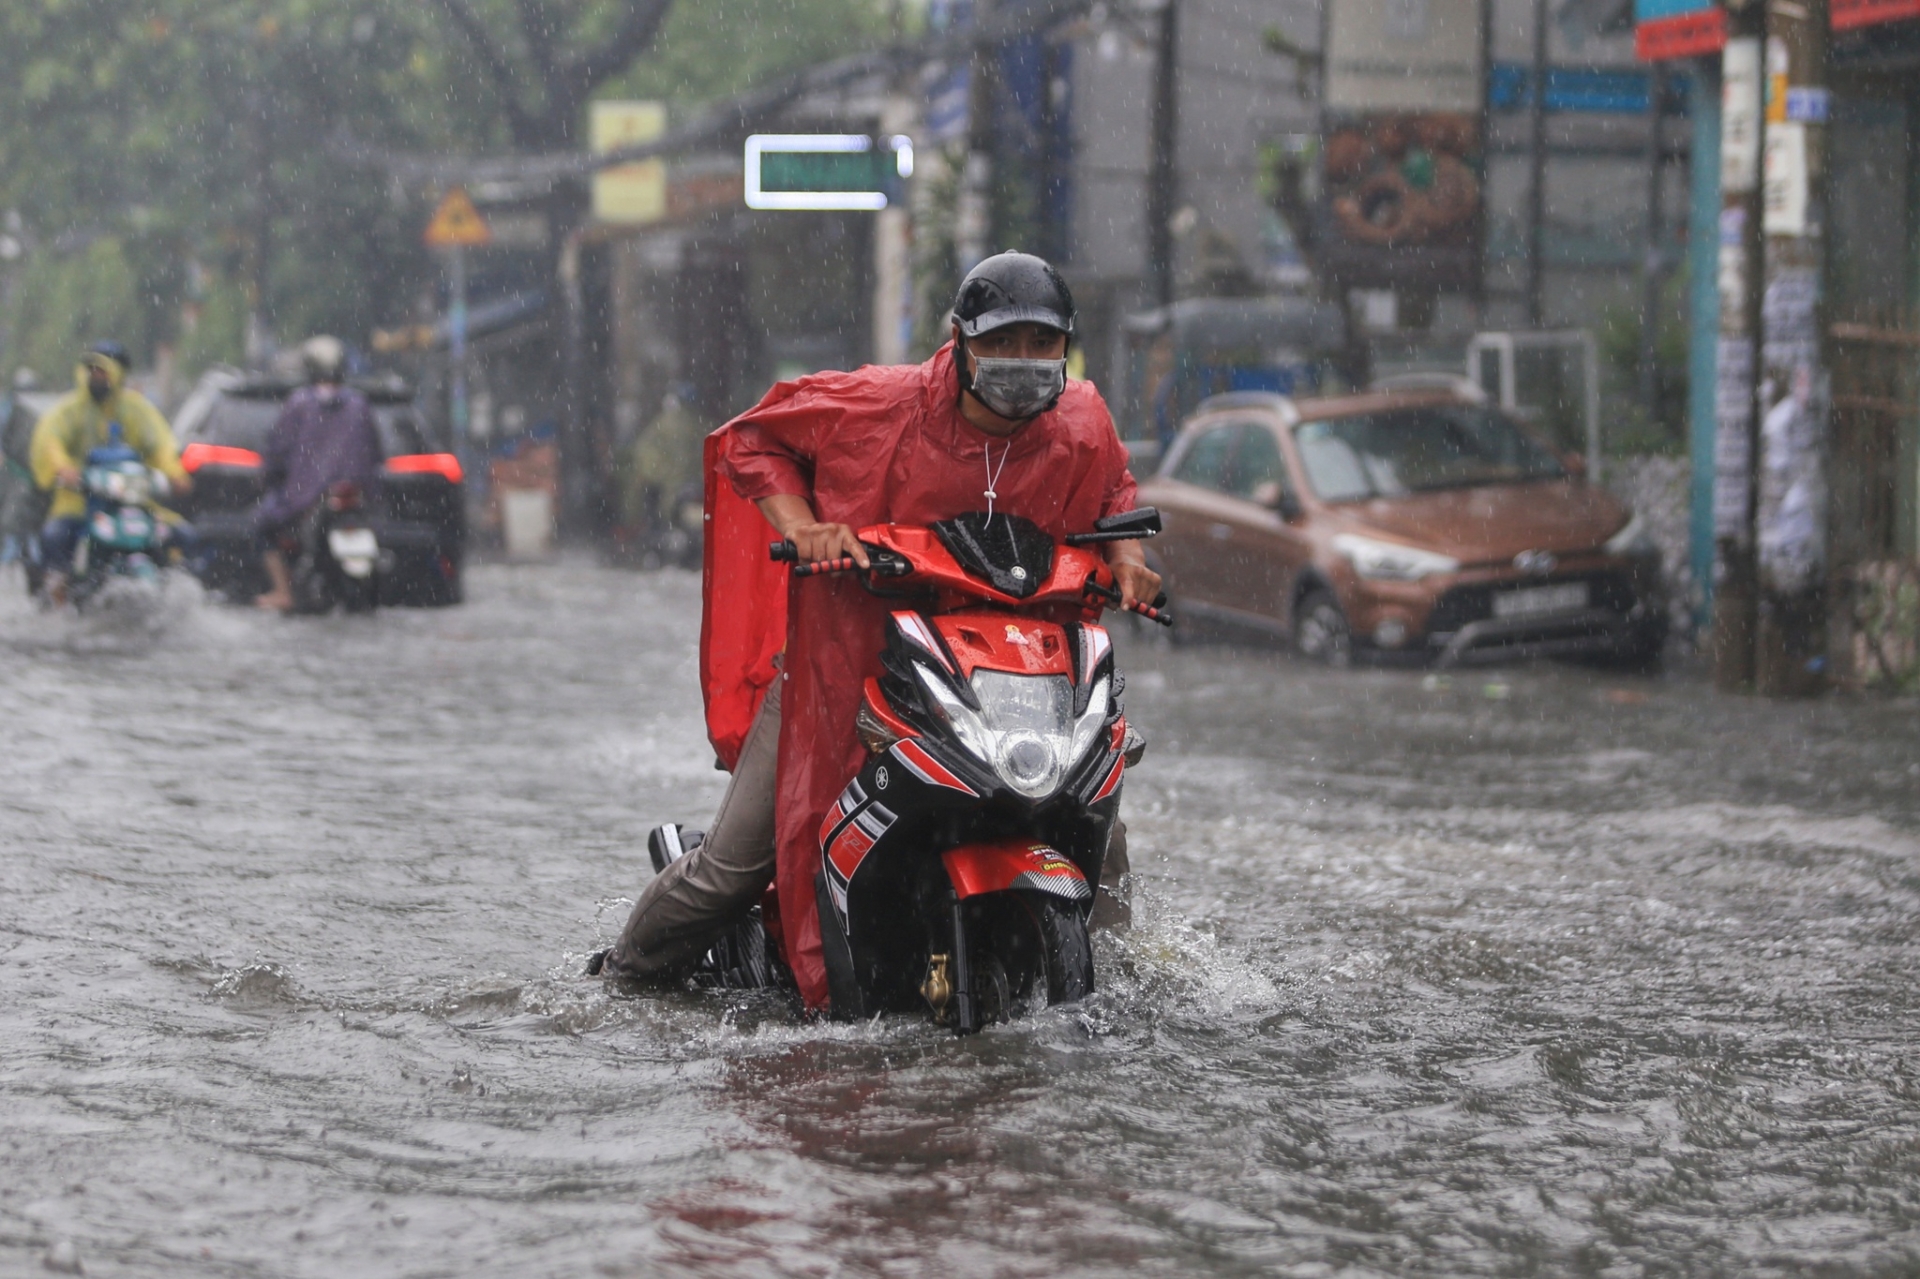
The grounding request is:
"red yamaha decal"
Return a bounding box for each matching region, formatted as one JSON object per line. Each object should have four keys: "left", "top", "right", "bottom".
{"left": 827, "top": 820, "right": 876, "bottom": 881}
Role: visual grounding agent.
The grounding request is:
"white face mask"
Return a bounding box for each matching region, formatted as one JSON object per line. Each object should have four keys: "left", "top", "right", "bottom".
{"left": 969, "top": 356, "right": 1066, "bottom": 420}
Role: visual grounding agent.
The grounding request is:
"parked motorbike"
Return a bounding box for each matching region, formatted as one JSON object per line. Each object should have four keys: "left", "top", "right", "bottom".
{"left": 62, "top": 441, "right": 178, "bottom": 609}
{"left": 647, "top": 507, "right": 1170, "bottom": 1032}
{"left": 290, "top": 480, "right": 381, "bottom": 614}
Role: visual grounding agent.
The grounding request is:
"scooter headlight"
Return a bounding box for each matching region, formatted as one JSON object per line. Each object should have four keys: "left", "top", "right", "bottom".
{"left": 89, "top": 464, "right": 151, "bottom": 506}
{"left": 913, "top": 666, "right": 1113, "bottom": 800}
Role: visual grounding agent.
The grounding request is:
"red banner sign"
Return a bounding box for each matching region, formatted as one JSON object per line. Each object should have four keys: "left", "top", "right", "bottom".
{"left": 1635, "top": 7, "right": 1727, "bottom": 57}
{"left": 1832, "top": 0, "right": 1920, "bottom": 29}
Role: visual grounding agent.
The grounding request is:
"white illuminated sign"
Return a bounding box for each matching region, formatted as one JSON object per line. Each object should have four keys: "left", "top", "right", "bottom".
{"left": 744, "top": 134, "right": 915, "bottom": 211}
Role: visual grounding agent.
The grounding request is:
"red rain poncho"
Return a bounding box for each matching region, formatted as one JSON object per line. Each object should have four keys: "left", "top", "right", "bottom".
{"left": 699, "top": 343, "right": 1138, "bottom": 1009}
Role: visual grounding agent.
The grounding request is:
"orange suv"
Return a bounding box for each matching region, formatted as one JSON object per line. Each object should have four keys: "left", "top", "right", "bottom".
{"left": 1135, "top": 388, "right": 1667, "bottom": 666}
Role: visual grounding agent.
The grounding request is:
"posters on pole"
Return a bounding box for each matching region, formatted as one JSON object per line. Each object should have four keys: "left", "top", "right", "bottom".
{"left": 1720, "top": 38, "right": 1760, "bottom": 194}
{"left": 1761, "top": 122, "right": 1808, "bottom": 236}
{"left": 1318, "top": 0, "right": 1484, "bottom": 292}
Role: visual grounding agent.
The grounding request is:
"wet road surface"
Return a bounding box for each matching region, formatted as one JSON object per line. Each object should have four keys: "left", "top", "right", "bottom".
{"left": 4, "top": 561, "right": 1920, "bottom": 1277}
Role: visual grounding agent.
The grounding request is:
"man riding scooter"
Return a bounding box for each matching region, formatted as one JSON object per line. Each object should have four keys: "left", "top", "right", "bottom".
{"left": 29, "top": 341, "right": 192, "bottom": 606}
{"left": 252, "top": 336, "right": 383, "bottom": 612}
{"left": 593, "top": 252, "right": 1159, "bottom": 1014}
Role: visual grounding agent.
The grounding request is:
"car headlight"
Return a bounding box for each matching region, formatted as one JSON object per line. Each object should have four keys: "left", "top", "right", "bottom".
{"left": 1603, "top": 512, "right": 1656, "bottom": 557}
{"left": 1332, "top": 533, "right": 1460, "bottom": 581}
{"left": 914, "top": 665, "right": 1112, "bottom": 799}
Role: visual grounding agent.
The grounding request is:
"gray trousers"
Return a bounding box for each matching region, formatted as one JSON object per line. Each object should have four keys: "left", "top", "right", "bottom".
{"left": 604, "top": 678, "right": 1130, "bottom": 981}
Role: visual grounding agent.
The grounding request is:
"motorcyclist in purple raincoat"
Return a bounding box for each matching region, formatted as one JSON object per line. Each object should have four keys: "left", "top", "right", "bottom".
{"left": 252, "top": 336, "right": 383, "bottom": 612}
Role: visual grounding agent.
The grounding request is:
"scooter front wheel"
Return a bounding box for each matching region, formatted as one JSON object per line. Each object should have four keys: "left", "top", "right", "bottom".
{"left": 962, "top": 890, "right": 1093, "bottom": 1024}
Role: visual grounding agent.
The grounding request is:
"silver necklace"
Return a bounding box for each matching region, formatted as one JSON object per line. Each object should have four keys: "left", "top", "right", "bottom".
{"left": 983, "top": 442, "right": 1011, "bottom": 517}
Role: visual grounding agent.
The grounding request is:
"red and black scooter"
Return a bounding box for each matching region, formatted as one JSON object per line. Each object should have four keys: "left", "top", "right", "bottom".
{"left": 755, "top": 506, "right": 1169, "bottom": 1032}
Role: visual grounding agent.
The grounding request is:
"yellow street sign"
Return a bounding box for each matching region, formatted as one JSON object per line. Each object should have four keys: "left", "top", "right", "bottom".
{"left": 424, "top": 187, "right": 491, "bottom": 248}
{"left": 591, "top": 101, "right": 668, "bottom": 225}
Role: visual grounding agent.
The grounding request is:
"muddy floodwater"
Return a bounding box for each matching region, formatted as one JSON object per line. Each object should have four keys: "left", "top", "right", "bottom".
{"left": 4, "top": 561, "right": 1920, "bottom": 1277}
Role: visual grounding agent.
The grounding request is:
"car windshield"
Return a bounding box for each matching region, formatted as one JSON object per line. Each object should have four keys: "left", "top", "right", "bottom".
{"left": 1291, "top": 405, "right": 1565, "bottom": 501}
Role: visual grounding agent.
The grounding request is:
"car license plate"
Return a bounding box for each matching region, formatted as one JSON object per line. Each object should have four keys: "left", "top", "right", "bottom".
{"left": 1493, "top": 581, "right": 1588, "bottom": 619}
{"left": 329, "top": 528, "right": 378, "bottom": 561}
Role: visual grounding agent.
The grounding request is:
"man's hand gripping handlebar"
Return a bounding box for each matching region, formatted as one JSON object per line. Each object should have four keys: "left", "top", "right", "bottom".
{"left": 768, "top": 540, "right": 865, "bottom": 578}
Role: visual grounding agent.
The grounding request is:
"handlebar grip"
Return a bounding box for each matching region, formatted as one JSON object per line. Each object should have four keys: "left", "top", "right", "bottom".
{"left": 769, "top": 540, "right": 799, "bottom": 562}
{"left": 793, "top": 555, "right": 858, "bottom": 578}
{"left": 1130, "top": 599, "right": 1175, "bottom": 628}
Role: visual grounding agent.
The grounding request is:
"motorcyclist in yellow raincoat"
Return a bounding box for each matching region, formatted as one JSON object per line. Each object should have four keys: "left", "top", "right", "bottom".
{"left": 29, "top": 341, "right": 191, "bottom": 603}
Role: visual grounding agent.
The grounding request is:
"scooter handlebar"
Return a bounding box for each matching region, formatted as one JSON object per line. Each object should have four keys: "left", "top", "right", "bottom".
{"left": 768, "top": 540, "right": 861, "bottom": 577}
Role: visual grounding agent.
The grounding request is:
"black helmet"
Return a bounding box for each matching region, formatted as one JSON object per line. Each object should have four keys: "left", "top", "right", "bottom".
{"left": 952, "top": 252, "right": 1075, "bottom": 338}
{"left": 85, "top": 340, "right": 131, "bottom": 370}
{"left": 300, "top": 335, "right": 347, "bottom": 383}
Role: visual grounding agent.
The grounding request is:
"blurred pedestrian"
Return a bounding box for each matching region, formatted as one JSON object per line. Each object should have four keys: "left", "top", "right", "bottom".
{"left": 618, "top": 383, "right": 709, "bottom": 559}
{"left": 1, "top": 369, "right": 45, "bottom": 564}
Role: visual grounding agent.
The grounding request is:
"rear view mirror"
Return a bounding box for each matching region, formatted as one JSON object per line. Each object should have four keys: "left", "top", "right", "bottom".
{"left": 1065, "top": 506, "right": 1163, "bottom": 545}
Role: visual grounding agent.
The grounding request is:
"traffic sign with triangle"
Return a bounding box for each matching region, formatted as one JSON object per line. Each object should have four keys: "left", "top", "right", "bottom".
{"left": 424, "top": 187, "right": 492, "bottom": 248}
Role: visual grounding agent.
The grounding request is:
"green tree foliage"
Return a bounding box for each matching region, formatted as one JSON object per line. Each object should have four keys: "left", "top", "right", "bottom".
{"left": 605, "top": 0, "right": 888, "bottom": 105}
{"left": 1599, "top": 270, "right": 1691, "bottom": 456}
{"left": 0, "top": 0, "right": 887, "bottom": 381}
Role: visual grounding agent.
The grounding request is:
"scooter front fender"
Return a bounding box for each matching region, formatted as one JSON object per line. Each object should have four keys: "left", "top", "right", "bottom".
{"left": 941, "top": 839, "right": 1092, "bottom": 906}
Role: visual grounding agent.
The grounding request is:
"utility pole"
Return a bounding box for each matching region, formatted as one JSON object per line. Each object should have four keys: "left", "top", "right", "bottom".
{"left": 1146, "top": 0, "right": 1180, "bottom": 309}
{"left": 449, "top": 244, "right": 469, "bottom": 454}
{"left": 1525, "top": 0, "right": 1548, "bottom": 327}
{"left": 956, "top": 0, "right": 996, "bottom": 271}
{"left": 1753, "top": 0, "right": 1832, "bottom": 695}
{"left": 1712, "top": 8, "right": 1765, "bottom": 692}
{"left": 1639, "top": 62, "right": 1666, "bottom": 428}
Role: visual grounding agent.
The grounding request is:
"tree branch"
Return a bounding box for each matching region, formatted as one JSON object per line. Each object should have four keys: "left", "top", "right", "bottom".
{"left": 431, "top": 0, "right": 541, "bottom": 145}
{"left": 515, "top": 0, "right": 558, "bottom": 85}
{"left": 564, "top": 0, "right": 675, "bottom": 91}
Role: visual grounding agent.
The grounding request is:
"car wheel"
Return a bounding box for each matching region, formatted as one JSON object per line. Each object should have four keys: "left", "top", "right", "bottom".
{"left": 1293, "top": 589, "right": 1352, "bottom": 667}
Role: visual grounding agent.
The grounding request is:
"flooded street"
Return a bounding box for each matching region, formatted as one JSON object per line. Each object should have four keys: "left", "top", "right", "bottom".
{"left": 5, "top": 560, "right": 1920, "bottom": 1277}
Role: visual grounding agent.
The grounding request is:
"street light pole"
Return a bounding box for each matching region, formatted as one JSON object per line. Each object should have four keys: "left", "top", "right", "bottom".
{"left": 449, "top": 244, "right": 469, "bottom": 456}
{"left": 1147, "top": 0, "right": 1180, "bottom": 309}
{"left": 1639, "top": 62, "right": 1666, "bottom": 427}
{"left": 1525, "top": 0, "right": 1548, "bottom": 328}
{"left": 956, "top": 0, "right": 996, "bottom": 271}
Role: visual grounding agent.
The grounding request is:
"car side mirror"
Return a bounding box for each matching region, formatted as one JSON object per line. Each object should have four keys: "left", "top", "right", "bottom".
{"left": 1253, "top": 480, "right": 1303, "bottom": 522}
